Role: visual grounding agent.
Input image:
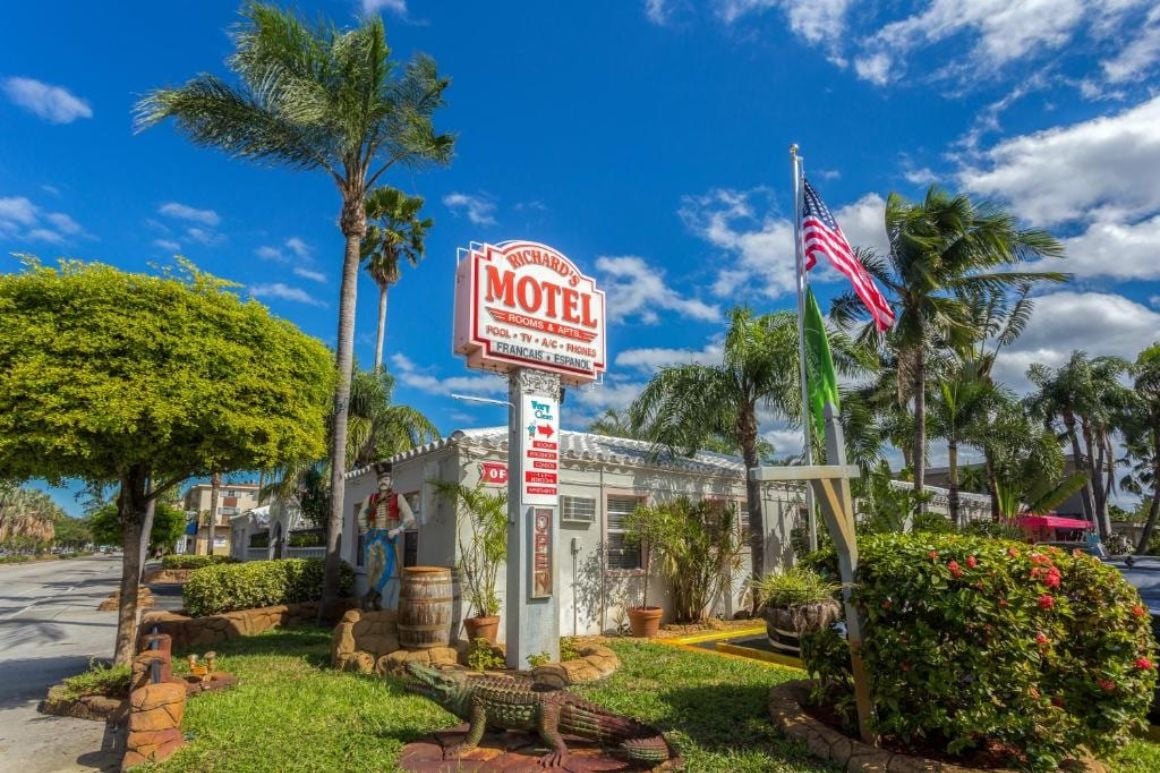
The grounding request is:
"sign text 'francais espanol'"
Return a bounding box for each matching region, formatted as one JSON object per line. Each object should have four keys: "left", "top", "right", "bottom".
{"left": 454, "top": 241, "right": 607, "bottom": 386}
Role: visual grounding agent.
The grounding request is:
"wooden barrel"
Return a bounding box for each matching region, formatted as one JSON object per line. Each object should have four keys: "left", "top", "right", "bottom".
{"left": 398, "top": 566, "right": 454, "bottom": 649}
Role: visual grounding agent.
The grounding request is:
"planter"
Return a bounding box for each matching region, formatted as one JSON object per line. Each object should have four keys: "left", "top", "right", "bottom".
{"left": 463, "top": 614, "right": 500, "bottom": 644}
{"left": 762, "top": 600, "right": 841, "bottom": 656}
{"left": 627, "top": 606, "right": 663, "bottom": 638}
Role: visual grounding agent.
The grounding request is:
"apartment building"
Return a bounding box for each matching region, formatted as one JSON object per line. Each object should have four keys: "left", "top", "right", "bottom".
{"left": 181, "top": 482, "right": 261, "bottom": 555}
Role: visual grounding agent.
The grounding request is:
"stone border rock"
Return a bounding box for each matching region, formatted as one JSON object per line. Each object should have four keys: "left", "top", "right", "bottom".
{"left": 39, "top": 689, "right": 128, "bottom": 722}
{"left": 768, "top": 680, "right": 1106, "bottom": 773}
{"left": 141, "top": 600, "right": 347, "bottom": 652}
{"left": 530, "top": 644, "right": 621, "bottom": 687}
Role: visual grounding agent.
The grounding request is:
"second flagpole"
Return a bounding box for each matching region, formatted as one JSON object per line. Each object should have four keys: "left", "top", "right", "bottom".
{"left": 790, "top": 144, "right": 818, "bottom": 552}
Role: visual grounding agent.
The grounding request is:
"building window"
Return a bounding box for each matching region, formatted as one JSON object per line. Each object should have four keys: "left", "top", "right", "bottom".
{"left": 561, "top": 496, "right": 596, "bottom": 525}
{"left": 606, "top": 496, "right": 642, "bottom": 571}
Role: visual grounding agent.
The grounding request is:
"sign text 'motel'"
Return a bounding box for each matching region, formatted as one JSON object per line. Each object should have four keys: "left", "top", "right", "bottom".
{"left": 454, "top": 241, "right": 607, "bottom": 387}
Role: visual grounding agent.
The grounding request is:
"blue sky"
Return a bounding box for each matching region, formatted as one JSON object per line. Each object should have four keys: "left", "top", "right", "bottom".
{"left": 4, "top": 1, "right": 1160, "bottom": 514}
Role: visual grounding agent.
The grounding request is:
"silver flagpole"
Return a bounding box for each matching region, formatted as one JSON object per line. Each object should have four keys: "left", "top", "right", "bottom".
{"left": 790, "top": 145, "right": 818, "bottom": 552}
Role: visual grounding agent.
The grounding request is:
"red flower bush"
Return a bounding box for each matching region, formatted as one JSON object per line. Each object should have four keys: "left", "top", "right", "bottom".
{"left": 947, "top": 560, "right": 962, "bottom": 578}
{"left": 801, "top": 533, "right": 1157, "bottom": 771}
{"left": 966, "top": 555, "right": 978, "bottom": 569}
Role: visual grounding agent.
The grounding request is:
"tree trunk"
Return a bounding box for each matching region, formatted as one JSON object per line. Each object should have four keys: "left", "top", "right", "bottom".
{"left": 138, "top": 492, "right": 155, "bottom": 583}
{"left": 1064, "top": 411, "right": 1096, "bottom": 526}
{"left": 204, "top": 471, "right": 221, "bottom": 556}
{"left": 984, "top": 448, "right": 1000, "bottom": 522}
{"left": 738, "top": 406, "right": 765, "bottom": 583}
{"left": 114, "top": 467, "right": 149, "bottom": 665}
{"left": 374, "top": 285, "right": 388, "bottom": 371}
{"left": 1135, "top": 427, "right": 1160, "bottom": 555}
{"left": 912, "top": 348, "right": 926, "bottom": 506}
{"left": 323, "top": 197, "right": 365, "bottom": 613}
{"left": 948, "top": 439, "right": 960, "bottom": 528}
{"left": 1081, "top": 418, "right": 1109, "bottom": 538}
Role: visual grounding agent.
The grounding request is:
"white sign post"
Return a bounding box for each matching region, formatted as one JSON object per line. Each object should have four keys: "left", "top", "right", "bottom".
{"left": 454, "top": 241, "right": 605, "bottom": 668}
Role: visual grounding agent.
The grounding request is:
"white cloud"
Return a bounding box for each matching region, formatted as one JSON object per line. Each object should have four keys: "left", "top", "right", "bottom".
{"left": 0, "top": 195, "right": 87, "bottom": 243}
{"left": 185, "top": 227, "right": 222, "bottom": 246}
{"left": 285, "top": 237, "right": 311, "bottom": 259}
{"left": 1102, "top": 6, "right": 1160, "bottom": 83}
{"left": 255, "top": 246, "right": 288, "bottom": 263}
{"left": 158, "top": 202, "right": 220, "bottom": 227}
{"left": 293, "top": 266, "right": 326, "bottom": 283}
{"left": 644, "top": 0, "right": 671, "bottom": 25}
{"left": 615, "top": 340, "right": 724, "bottom": 372}
{"left": 715, "top": 0, "right": 850, "bottom": 60}
{"left": 596, "top": 255, "right": 721, "bottom": 325}
{"left": 2, "top": 77, "right": 92, "bottom": 123}
{"left": 992, "top": 291, "right": 1160, "bottom": 392}
{"left": 249, "top": 283, "right": 326, "bottom": 307}
{"left": 152, "top": 238, "right": 181, "bottom": 251}
{"left": 569, "top": 381, "right": 647, "bottom": 417}
{"left": 679, "top": 187, "right": 886, "bottom": 298}
{"left": 1053, "top": 215, "right": 1160, "bottom": 280}
{"left": 361, "top": 0, "right": 407, "bottom": 15}
{"left": 903, "top": 167, "right": 938, "bottom": 186}
{"left": 853, "top": 52, "right": 891, "bottom": 85}
{"left": 443, "top": 192, "right": 497, "bottom": 226}
{"left": 959, "top": 95, "right": 1160, "bottom": 226}
{"left": 389, "top": 352, "right": 506, "bottom": 396}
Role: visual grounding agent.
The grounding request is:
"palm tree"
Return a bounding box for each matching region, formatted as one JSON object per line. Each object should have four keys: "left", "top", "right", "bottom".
{"left": 832, "top": 189, "right": 1066, "bottom": 499}
{"left": 628, "top": 309, "right": 801, "bottom": 578}
{"left": 362, "top": 187, "right": 432, "bottom": 371}
{"left": 136, "top": 4, "right": 453, "bottom": 606}
{"left": 347, "top": 367, "right": 439, "bottom": 468}
{"left": 588, "top": 409, "right": 638, "bottom": 439}
{"left": 928, "top": 361, "right": 999, "bottom": 527}
{"left": 1120, "top": 345, "right": 1160, "bottom": 553}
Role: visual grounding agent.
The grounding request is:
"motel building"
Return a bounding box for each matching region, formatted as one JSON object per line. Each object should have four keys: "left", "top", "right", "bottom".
{"left": 235, "top": 425, "right": 808, "bottom": 640}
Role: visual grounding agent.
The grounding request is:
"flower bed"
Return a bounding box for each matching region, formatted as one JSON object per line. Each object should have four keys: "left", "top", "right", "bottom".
{"left": 802, "top": 533, "right": 1157, "bottom": 771}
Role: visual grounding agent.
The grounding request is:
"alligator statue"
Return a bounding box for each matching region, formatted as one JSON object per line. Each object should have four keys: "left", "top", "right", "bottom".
{"left": 405, "top": 662, "right": 677, "bottom": 768}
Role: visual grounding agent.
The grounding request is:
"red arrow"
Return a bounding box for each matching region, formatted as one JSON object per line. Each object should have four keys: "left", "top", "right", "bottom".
{"left": 537, "top": 424, "right": 554, "bottom": 438}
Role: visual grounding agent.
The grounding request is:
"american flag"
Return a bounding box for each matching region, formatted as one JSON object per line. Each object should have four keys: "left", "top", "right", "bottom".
{"left": 802, "top": 179, "right": 895, "bottom": 333}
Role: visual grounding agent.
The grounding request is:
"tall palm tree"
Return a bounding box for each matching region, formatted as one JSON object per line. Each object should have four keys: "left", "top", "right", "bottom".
{"left": 1027, "top": 352, "right": 1127, "bottom": 538}
{"left": 1119, "top": 345, "right": 1160, "bottom": 553}
{"left": 928, "top": 360, "right": 999, "bottom": 527}
{"left": 136, "top": 4, "right": 453, "bottom": 606}
{"left": 832, "top": 189, "right": 1066, "bottom": 499}
{"left": 347, "top": 367, "right": 439, "bottom": 468}
{"left": 362, "top": 187, "right": 432, "bottom": 371}
{"left": 588, "top": 409, "right": 640, "bottom": 439}
{"left": 628, "top": 309, "right": 801, "bottom": 578}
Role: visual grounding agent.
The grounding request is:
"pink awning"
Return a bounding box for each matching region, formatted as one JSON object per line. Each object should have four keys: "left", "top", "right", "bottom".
{"left": 1016, "top": 515, "right": 1093, "bottom": 530}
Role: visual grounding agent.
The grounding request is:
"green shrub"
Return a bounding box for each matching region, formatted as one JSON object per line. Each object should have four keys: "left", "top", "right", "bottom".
{"left": 183, "top": 558, "right": 353, "bottom": 616}
{"left": 161, "top": 554, "right": 236, "bottom": 570}
{"left": 467, "top": 638, "right": 504, "bottom": 672}
{"left": 751, "top": 567, "right": 839, "bottom": 608}
{"left": 801, "top": 533, "right": 1157, "bottom": 770}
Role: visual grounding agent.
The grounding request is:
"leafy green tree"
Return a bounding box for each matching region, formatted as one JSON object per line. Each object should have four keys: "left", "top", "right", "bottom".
{"left": 832, "top": 188, "right": 1066, "bottom": 499}
{"left": 53, "top": 515, "right": 91, "bottom": 551}
{"left": 136, "top": 2, "right": 453, "bottom": 610}
{"left": 89, "top": 500, "right": 185, "bottom": 554}
{"left": 629, "top": 309, "right": 802, "bottom": 578}
{"left": 0, "top": 259, "right": 333, "bottom": 663}
{"left": 928, "top": 360, "right": 1000, "bottom": 527}
{"left": 362, "top": 187, "right": 432, "bottom": 371}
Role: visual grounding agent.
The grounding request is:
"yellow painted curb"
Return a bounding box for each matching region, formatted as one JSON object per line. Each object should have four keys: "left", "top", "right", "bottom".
{"left": 657, "top": 626, "right": 766, "bottom": 646}
{"left": 716, "top": 642, "right": 804, "bottom": 670}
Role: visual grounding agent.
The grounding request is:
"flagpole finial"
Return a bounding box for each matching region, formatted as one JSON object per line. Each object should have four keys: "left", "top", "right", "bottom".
{"left": 790, "top": 143, "right": 799, "bottom": 157}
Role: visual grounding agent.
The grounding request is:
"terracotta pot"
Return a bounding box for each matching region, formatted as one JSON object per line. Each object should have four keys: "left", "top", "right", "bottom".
{"left": 463, "top": 614, "right": 500, "bottom": 644}
{"left": 627, "top": 606, "right": 663, "bottom": 638}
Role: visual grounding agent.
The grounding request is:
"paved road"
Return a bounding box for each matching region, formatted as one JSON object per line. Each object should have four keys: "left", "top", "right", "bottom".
{"left": 0, "top": 555, "right": 124, "bottom": 772}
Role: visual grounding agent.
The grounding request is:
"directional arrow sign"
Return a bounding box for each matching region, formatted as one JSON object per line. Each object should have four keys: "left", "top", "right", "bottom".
{"left": 537, "top": 424, "right": 554, "bottom": 438}
{"left": 520, "top": 394, "right": 559, "bottom": 506}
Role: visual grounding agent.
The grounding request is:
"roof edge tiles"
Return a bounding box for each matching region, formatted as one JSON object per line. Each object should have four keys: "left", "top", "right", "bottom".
{"left": 343, "top": 426, "right": 750, "bottom": 481}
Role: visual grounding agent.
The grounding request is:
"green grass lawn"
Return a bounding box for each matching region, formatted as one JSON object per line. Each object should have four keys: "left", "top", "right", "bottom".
{"left": 153, "top": 627, "right": 1160, "bottom": 772}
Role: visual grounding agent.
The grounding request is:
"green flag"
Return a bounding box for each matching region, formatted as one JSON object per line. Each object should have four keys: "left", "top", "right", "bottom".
{"left": 804, "top": 288, "right": 840, "bottom": 438}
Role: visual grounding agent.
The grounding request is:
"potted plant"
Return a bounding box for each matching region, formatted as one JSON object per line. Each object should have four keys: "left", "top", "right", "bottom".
{"left": 752, "top": 567, "right": 840, "bottom": 656}
{"left": 622, "top": 502, "right": 671, "bottom": 638}
{"left": 432, "top": 479, "right": 507, "bottom": 643}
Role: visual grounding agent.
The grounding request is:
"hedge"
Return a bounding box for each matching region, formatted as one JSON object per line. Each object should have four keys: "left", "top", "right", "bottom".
{"left": 161, "top": 554, "right": 237, "bottom": 570}
{"left": 183, "top": 558, "right": 353, "bottom": 617}
{"left": 802, "top": 533, "right": 1157, "bottom": 771}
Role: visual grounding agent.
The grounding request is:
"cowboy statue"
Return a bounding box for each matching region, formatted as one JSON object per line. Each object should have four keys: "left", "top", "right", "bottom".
{"left": 361, "top": 464, "right": 416, "bottom": 611}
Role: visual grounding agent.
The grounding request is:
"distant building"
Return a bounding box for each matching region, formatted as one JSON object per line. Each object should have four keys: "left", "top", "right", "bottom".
{"left": 181, "top": 482, "right": 260, "bottom": 555}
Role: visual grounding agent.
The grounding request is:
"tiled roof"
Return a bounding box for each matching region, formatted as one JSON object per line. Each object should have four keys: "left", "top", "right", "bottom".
{"left": 344, "top": 426, "right": 748, "bottom": 480}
